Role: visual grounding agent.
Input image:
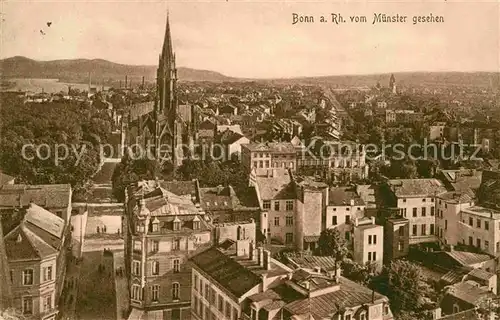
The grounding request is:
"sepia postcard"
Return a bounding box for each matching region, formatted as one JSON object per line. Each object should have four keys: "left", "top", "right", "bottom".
{"left": 0, "top": 1, "right": 499, "bottom": 320}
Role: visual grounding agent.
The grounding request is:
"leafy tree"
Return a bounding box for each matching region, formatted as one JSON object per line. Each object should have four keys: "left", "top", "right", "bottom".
{"left": 341, "top": 259, "right": 378, "bottom": 285}
{"left": 317, "top": 228, "right": 349, "bottom": 276}
{"left": 111, "top": 155, "right": 160, "bottom": 202}
{"left": 376, "top": 260, "right": 432, "bottom": 314}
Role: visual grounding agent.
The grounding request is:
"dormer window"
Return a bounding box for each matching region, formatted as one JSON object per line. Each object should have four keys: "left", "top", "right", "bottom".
{"left": 152, "top": 218, "right": 159, "bottom": 232}
{"left": 193, "top": 216, "right": 201, "bottom": 230}
{"left": 173, "top": 217, "right": 181, "bottom": 231}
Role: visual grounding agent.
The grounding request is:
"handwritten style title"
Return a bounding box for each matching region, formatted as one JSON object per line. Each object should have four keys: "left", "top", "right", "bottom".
{"left": 292, "top": 13, "right": 445, "bottom": 25}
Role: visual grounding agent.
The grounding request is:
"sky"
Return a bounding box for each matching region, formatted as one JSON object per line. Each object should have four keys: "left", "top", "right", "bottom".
{"left": 1, "top": 0, "right": 499, "bottom": 78}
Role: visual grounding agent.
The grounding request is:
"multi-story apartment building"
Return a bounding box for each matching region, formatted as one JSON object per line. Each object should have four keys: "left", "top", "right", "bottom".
{"left": 3, "top": 203, "right": 68, "bottom": 320}
{"left": 325, "top": 187, "right": 366, "bottom": 242}
{"left": 382, "top": 179, "right": 447, "bottom": 244}
{"left": 435, "top": 192, "right": 474, "bottom": 246}
{"left": 457, "top": 206, "right": 500, "bottom": 256}
{"left": 124, "top": 180, "right": 212, "bottom": 320}
{"left": 352, "top": 217, "right": 384, "bottom": 272}
{"left": 241, "top": 142, "right": 297, "bottom": 172}
{"left": 190, "top": 240, "right": 394, "bottom": 320}
{"left": 249, "top": 169, "right": 328, "bottom": 251}
{"left": 383, "top": 217, "right": 409, "bottom": 264}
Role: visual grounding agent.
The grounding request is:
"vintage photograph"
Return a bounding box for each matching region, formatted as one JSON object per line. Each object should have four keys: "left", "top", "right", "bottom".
{"left": 0, "top": 1, "right": 499, "bottom": 320}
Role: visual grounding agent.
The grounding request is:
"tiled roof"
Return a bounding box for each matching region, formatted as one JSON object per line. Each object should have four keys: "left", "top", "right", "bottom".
{"left": 440, "top": 169, "right": 482, "bottom": 196}
{"left": 446, "top": 251, "right": 493, "bottom": 266}
{"left": 440, "top": 269, "right": 469, "bottom": 285}
{"left": 199, "top": 186, "right": 259, "bottom": 212}
{"left": 0, "top": 184, "right": 71, "bottom": 208}
{"left": 217, "top": 125, "right": 243, "bottom": 135}
{"left": 159, "top": 180, "right": 198, "bottom": 197}
{"left": 387, "top": 179, "right": 447, "bottom": 197}
{"left": 219, "top": 130, "right": 247, "bottom": 145}
{"left": 445, "top": 281, "right": 495, "bottom": 305}
{"left": 286, "top": 255, "right": 338, "bottom": 271}
{"left": 4, "top": 225, "right": 57, "bottom": 261}
{"left": 328, "top": 187, "right": 365, "bottom": 206}
{"left": 190, "top": 247, "right": 261, "bottom": 298}
{"left": 25, "top": 203, "right": 65, "bottom": 239}
{"left": 439, "top": 191, "right": 473, "bottom": 204}
{"left": 255, "top": 171, "right": 295, "bottom": 200}
{"left": 284, "top": 277, "right": 387, "bottom": 319}
{"left": 467, "top": 268, "right": 495, "bottom": 281}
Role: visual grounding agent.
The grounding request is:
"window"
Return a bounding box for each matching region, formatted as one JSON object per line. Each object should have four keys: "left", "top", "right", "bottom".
{"left": 274, "top": 201, "right": 280, "bottom": 211}
{"left": 485, "top": 241, "right": 489, "bottom": 250}
{"left": 345, "top": 215, "right": 350, "bottom": 224}
{"left": 421, "top": 224, "right": 426, "bottom": 235}
{"left": 398, "top": 241, "right": 404, "bottom": 252}
{"left": 373, "top": 235, "right": 377, "bottom": 244}
{"left": 131, "top": 284, "right": 141, "bottom": 301}
{"left": 286, "top": 233, "right": 293, "bottom": 244}
{"left": 233, "top": 307, "right": 238, "bottom": 320}
{"left": 22, "top": 269, "right": 33, "bottom": 285}
{"left": 368, "top": 252, "right": 372, "bottom": 261}
{"left": 259, "top": 161, "right": 263, "bottom": 168}
{"left": 193, "top": 221, "right": 200, "bottom": 230}
{"left": 10, "top": 270, "right": 13, "bottom": 283}
{"left": 445, "top": 220, "right": 448, "bottom": 230}
{"left": 469, "top": 217, "right": 473, "bottom": 226}
{"left": 431, "top": 198, "right": 435, "bottom": 202}
{"left": 151, "top": 240, "right": 159, "bottom": 252}
{"left": 399, "top": 227, "right": 405, "bottom": 236}
{"left": 286, "top": 200, "right": 294, "bottom": 211}
{"left": 251, "top": 308, "right": 257, "bottom": 320}
{"left": 152, "top": 285, "right": 159, "bottom": 302}
{"left": 274, "top": 217, "right": 280, "bottom": 226}
{"left": 22, "top": 296, "right": 32, "bottom": 315}
{"left": 173, "top": 259, "right": 180, "bottom": 273}
{"left": 477, "top": 219, "right": 481, "bottom": 228}
{"left": 431, "top": 207, "right": 435, "bottom": 216}
{"left": 225, "top": 301, "right": 231, "bottom": 318}
{"left": 204, "top": 284, "right": 209, "bottom": 299}
{"left": 43, "top": 266, "right": 53, "bottom": 282}
{"left": 477, "top": 238, "right": 481, "bottom": 248}
{"left": 402, "top": 208, "right": 407, "bottom": 217}
{"left": 286, "top": 216, "right": 293, "bottom": 226}
{"left": 43, "top": 294, "right": 52, "bottom": 311}
{"left": 368, "top": 235, "right": 372, "bottom": 245}
{"left": 173, "top": 221, "right": 181, "bottom": 231}
{"left": 263, "top": 200, "right": 271, "bottom": 209}
{"left": 132, "top": 261, "right": 141, "bottom": 276}
{"left": 384, "top": 305, "right": 390, "bottom": 315}
{"left": 332, "top": 216, "right": 338, "bottom": 225}
{"left": 172, "top": 239, "right": 180, "bottom": 251}
{"left": 194, "top": 274, "right": 199, "bottom": 291}
{"left": 413, "top": 208, "right": 417, "bottom": 217}
{"left": 172, "top": 282, "right": 180, "bottom": 300}
{"left": 469, "top": 236, "right": 473, "bottom": 246}
{"left": 152, "top": 222, "right": 159, "bottom": 232}
{"left": 345, "top": 231, "right": 350, "bottom": 241}
{"left": 412, "top": 225, "right": 417, "bottom": 236}
{"left": 360, "top": 312, "right": 367, "bottom": 320}
{"left": 218, "top": 294, "right": 223, "bottom": 312}
{"left": 403, "top": 199, "right": 407, "bottom": 203}
{"left": 453, "top": 304, "right": 460, "bottom": 314}
{"left": 171, "top": 309, "right": 181, "bottom": 320}
{"left": 422, "top": 198, "right": 426, "bottom": 202}
{"left": 253, "top": 161, "right": 257, "bottom": 168}
{"left": 430, "top": 224, "right": 435, "bottom": 235}
{"left": 151, "top": 261, "right": 159, "bottom": 275}
{"left": 372, "top": 252, "right": 377, "bottom": 261}
{"left": 485, "top": 221, "right": 489, "bottom": 231}
{"left": 421, "top": 207, "right": 426, "bottom": 217}
{"left": 345, "top": 314, "right": 352, "bottom": 320}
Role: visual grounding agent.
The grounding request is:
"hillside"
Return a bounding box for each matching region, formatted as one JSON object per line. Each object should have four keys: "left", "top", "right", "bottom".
{"left": 0, "top": 56, "right": 234, "bottom": 83}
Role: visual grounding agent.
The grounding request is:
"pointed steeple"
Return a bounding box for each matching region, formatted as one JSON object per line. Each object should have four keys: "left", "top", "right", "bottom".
{"left": 162, "top": 10, "right": 174, "bottom": 60}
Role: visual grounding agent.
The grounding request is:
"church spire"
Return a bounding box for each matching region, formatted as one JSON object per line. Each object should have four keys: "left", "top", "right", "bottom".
{"left": 162, "top": 11, "right": 174, "bottom": 60}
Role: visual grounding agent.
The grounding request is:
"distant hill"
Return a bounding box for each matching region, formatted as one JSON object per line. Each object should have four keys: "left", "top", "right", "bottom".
{"left": 1, "top": 56, "right": 498, "bottom": 88}
{"left": 0, "top": 56, "right": 234, "bottom": 83}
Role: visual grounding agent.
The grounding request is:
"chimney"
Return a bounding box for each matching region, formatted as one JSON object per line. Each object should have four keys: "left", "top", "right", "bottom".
{"left": 258, "top": 247, "right": 264, "bottom": 267}
{"left": 314, "top": 266, "right": 321, "bottom": 273}
{"left": 432, "top": 308, "right": 442, "bottom": 320}
{"left": 263, "top": 250, "right": 271, "bottom": 270}
{"left": 354, "top": 218, "right": 359, "bottom": 227}
{"left": 449, "top": 245, "right": 454, "bottom": 252}
{"left": 350, "top": 199, "right": 355, "bottom": 206}
{"left": 370, "top": 216, "right": 375, "bottom": 225}
{"left": 371, "top": 290, "right": 375, "bottom": 303}
{"left": 304, "top": 281, "right": 310, "bottom": 290}
{"left": 142, "top": 76, "right": 145, "bottom": 88}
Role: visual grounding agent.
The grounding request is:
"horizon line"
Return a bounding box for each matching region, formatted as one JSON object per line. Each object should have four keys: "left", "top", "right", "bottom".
{"left": 3, "top": 55, "right": 500, "bottom": 80}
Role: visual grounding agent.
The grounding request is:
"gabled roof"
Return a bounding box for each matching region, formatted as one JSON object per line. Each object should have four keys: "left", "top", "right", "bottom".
{"left": 4, "top": 225, "right": 58, "bottom": 261}
{"left": 25, "top": 203, "right": 65, "bottom": 239}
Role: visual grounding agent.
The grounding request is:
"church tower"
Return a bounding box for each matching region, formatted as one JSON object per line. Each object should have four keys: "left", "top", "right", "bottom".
{"left": 155, "top": 12, "right": 183, "bottom": 166}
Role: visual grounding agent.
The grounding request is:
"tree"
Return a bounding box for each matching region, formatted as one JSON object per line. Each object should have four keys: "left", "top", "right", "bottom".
{"left": 111, "top": 155, "right": 160, "bottom": 202}
{"left": 377, "top": 260, "right": 432, "bottom": 314}
{"left": 318, "top": 228, "right": 349, "bottom": 276}
{"left": 341, "top": 259, "right": 378, "bottom": 285}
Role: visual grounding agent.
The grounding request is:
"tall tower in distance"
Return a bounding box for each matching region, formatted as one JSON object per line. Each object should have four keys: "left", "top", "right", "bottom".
{"left": 389, "top": 74, "right": 397, "bottom": 94}
{"left": 155, "top": 12, "right": 183, "bottom": 167}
